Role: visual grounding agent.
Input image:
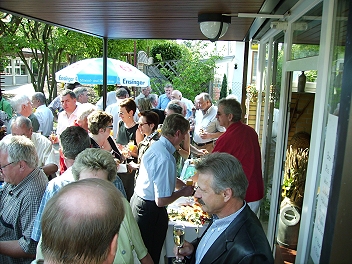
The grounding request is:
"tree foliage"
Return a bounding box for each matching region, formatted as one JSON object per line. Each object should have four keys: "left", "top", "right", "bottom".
{"left": 169, "top": 41, "right": 221, "bottom": 100}
{"left": 1, "top": 12, "right": 168, "bottom": 101}
{"left": 220, "top": 74, "right": 227, "bottom": 99}
{"left": 150, "top": 42, "right": 182, "bottom": 62}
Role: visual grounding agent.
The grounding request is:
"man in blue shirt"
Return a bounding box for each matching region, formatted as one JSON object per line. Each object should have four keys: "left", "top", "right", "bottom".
{"left": 177, "top": 152, "right": 274, "bottom": 264}
{"left": 130, "top": 113, "right": 194, "bottom": 264}
{"left": 156, "top": 83, "right": 173, "bottom": 110}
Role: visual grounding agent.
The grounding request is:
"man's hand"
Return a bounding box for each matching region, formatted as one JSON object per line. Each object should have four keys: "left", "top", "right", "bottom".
{"left": 174, "top": 240, "right": 194, "bottom": 260}
{"left": 179, "top": 185, "right": 194, "bottom": 197}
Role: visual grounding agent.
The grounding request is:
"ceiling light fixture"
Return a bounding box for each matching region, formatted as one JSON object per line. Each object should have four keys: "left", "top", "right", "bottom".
{"left": 198, "top": 13, "right": 231, "bottom": 42}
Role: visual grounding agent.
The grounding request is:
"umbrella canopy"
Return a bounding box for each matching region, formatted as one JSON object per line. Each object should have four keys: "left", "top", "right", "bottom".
{"left": 55, "top": 58, "right": 150, "bottom": 87}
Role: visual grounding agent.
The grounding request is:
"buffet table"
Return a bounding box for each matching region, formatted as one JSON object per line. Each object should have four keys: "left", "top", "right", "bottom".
{"left": 164, "top": 197, "right": 209, "bottom": 258}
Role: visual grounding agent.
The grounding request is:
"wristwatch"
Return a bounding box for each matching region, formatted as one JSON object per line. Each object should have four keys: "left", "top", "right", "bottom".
{"left": 178, "top": 147, "right": 182, "bottom": 152}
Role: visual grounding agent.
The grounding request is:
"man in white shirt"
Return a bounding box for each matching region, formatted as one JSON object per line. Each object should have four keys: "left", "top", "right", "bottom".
{"left": 192, "top": 93, "right": 225, "bottom": 153}
{"left": 32, "top": 92, "right": 54, "bottom": 137}
{"left": 11, "top": 116, "right": 58, "bottom": 178}
{"left": 105, "top": 88, "right": 130, "bottom": 139}
{"left": 73, "top": 86, "right": 89, "bottom": 104}
{"left": 56, "top": 90, "right": 81, "bottom": 136}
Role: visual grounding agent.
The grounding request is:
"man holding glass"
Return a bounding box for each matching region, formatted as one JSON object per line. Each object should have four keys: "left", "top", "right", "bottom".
{"left": 176, "top": 153, "right": 273, "bottom": 264}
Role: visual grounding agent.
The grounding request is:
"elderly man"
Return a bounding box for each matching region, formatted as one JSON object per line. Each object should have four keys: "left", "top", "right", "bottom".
{"left": 131, "top": 113, "right": 194, "bottom": 263}
{"left": 171, "top": 90, "right": 194, "bottom": 118}
{"left": 73, "top": 86, "right": 89, "bottom": 104}
{"left": 31, "top": 126, "right": 127, "bottom": 244}
{"left": 8, "top": 94, "right": 39, "bottom": 133}
{"left": 135, "top": 86, "right": 152, "bottom": 107}
{"left": 31, "top": 92, "right": 54, "bottom": 137}
{"left": 192, "top": 92, "right": 225, "bottom": 153}
{"left": 0, "top": 135, "right": 48, "bottom": 264}
{"left": 213, "top": 98, "right": 264, "bottom": 214}
{"left": 156, "top": 83, "right": 173, "bottom": 110}
{"left": 176, "top": 152, "right": 273, "bottom": 264}
{"left": 39, "top": 178, "right": 125, "bottom": 264}
{"left": 11, "top": 116, "right": 58, "bottom": 178}
{"left": 33, "top": 147, "right": 153, "bottom": 264}
{"left": 150, "top": 93, "right": 165, "bottom": 124}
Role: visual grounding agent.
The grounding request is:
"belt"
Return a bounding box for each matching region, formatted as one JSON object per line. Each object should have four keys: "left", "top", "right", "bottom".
{"left": 194, "top": 141, "right": 213, "bottom": 147}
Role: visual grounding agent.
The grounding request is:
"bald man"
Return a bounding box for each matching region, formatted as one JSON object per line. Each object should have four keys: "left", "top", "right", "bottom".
{"left": 40, "top": 178, "right": 125, "bottom": 264}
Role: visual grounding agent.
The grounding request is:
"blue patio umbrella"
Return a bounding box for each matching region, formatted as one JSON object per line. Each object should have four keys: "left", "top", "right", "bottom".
{"left": 55, "top": 58, "right": 150, "bottom": 87}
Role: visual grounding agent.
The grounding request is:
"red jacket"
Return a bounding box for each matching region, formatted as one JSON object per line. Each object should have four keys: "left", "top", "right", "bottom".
{"left": 213, "top": 121, "right": 264, "bottom": 202}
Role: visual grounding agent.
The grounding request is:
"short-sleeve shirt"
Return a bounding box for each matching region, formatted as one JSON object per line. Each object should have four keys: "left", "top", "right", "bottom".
{"left": 193, "top": 105, "right": 225, "bottom": 144}
{"left": 0, "top": 168, "right": 48, "bottom": 264}
{"left": 134, "top": 136, "right": 176, "bottom": 200}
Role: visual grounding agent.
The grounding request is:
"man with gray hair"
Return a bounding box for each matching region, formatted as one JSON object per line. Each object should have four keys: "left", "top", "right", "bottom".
{"left": 0, "top": 135, "right": 48, "bottom": 264}
{"left": 171, "top": 89, "right": 194, "bottom": 118}
{"left": 193, "top": 92, "right": 225, "bottom": 153}
{"left": 150, "top": 93, "right": 165, "bottom": 124}
{"left": 11, "top": 116, "right": 58, "bottom": 178}
{"left": 31, "top": 92, "right": 54, "bottom": 137}
{"left": 73, "top": 86, "right": 89, "bottom": 104}
{"left": 213, "top": 98, "right": 264, "bottom": 214}
{"left": 8, "top": 94, "right": 40, "bottom": 133}
{"left": 135, "top": 86, "right": 152, "bottom": 107}
{"left": 176, "top": 152, "right": 273, "bottom": 264}
{"left": 131, "top": 113, "right": 194, "bottom": 263}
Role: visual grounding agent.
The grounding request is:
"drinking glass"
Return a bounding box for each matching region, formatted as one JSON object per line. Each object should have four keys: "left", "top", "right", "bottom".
{"left": 173, "top": 224, "right": 185, "bottom": 263}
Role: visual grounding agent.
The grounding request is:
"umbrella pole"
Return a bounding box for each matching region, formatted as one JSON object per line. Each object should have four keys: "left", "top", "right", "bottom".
{"left": 103, "top": 37, "right": 108, "bottom": 110}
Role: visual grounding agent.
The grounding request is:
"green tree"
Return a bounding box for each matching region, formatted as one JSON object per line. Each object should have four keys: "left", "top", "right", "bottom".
{"left": 220, "top": 74, "right": 227, "bottom": 99}
{"left": 170, "top": 41, "right": 221, "bottom": 100}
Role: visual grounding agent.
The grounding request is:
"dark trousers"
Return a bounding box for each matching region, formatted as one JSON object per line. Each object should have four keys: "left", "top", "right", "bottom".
{"left": 130, "top": 194, "right": 168, "bottom": 264}
{"left": 118, "top": 171, "right": 135, "bottom": 201}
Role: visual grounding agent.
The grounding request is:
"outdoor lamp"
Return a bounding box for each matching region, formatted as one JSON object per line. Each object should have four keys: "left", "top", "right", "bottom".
{"left": 198, "top": 13, "right": 231, "bottom": 42}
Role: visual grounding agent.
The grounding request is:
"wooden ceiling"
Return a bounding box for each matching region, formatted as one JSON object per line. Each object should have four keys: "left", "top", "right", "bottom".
{"left": 0, "top": 0, "right": 294, "bottom": 41}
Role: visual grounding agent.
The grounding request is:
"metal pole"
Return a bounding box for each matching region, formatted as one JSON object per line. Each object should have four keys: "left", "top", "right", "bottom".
{"left": 103, "top": 37, "right": 108, "bottom": 110}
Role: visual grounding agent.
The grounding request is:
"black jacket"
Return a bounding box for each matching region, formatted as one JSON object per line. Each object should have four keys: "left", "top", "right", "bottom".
{"left": 188, "top": 205, "right": 274, "bottom": 264}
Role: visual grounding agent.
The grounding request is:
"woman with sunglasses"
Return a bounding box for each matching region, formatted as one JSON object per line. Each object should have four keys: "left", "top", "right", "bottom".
{"left": 128, "top": 110, "right": 160, "bottom": 176}
{"left": 87, "top": 110, "right": 122, "bottom": 161}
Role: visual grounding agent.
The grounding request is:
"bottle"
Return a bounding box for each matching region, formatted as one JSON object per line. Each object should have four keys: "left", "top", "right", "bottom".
{"left": 297, "top": 71, "right": 306, "bottom": 93}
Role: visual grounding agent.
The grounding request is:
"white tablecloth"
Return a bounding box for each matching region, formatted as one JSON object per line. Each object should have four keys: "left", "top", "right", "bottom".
{"left": 164, "top": 197, "right": 208, "bottom": 258}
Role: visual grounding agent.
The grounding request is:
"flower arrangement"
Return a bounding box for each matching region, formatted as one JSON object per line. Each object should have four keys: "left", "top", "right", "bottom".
{"left": 246, "top": 84, "right": 258, "bottom": 103}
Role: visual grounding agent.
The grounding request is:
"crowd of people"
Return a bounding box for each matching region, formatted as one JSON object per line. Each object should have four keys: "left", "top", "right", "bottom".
{"left": 0, "top": 82, "right": 273, "bottom": 264}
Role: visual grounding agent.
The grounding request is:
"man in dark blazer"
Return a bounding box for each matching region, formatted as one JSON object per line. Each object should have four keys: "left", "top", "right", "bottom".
{"left": 176, "top": 152, "right": 274, "bottom": 264}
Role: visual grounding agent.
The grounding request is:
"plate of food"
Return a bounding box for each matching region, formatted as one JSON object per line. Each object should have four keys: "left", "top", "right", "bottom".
{"left": 168, "top": 202, "right": 210, "bottom": 225}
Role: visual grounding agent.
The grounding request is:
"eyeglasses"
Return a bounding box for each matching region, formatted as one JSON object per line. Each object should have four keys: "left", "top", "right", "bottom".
{"left": 106, "top": 125, "right": 113, "bottom": 129}
{"left": 138, "top": 122, "right": 149, "bottom": 126}
{"left": 0, "top": 161, "right": 15, "bottom": 174}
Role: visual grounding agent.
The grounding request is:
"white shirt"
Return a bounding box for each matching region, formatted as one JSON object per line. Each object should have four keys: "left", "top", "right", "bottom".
{"left": 34, "top": 105, "right": 54, "bottom": 137}
{"left": 56, "top": 104, "right": 81, "bottom": 136}
{"left": 193, "top": 105, "right": 225, "bottom": 144}
{"left": 31, "top": 132, "right": 58, "bottom": 167}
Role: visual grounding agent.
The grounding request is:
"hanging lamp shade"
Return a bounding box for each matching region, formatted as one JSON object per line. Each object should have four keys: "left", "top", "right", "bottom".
{"left": 198, "top": 13, "right": 231, "bottom": 42}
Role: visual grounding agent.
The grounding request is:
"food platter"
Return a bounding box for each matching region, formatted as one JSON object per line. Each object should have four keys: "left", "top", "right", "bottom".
{"left": 168, "top": 199, "right": 210, "bottom": 225}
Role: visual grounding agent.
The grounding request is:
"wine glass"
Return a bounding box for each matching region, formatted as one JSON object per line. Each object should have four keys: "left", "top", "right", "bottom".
{"left": 173, "top": 224, "right": 185, "bottom": 263}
